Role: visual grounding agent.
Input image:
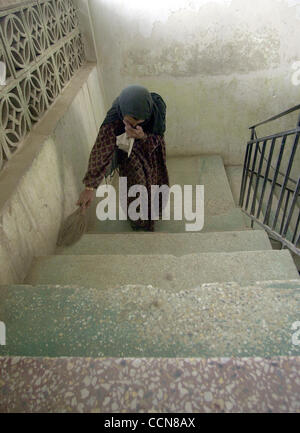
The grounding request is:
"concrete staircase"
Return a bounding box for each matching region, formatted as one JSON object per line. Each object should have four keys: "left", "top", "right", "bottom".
{"left": 0, "top": 155, "right": 299, "bottom": 413}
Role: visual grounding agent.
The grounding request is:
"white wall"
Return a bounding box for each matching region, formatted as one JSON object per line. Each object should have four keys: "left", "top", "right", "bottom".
{"left": 87, "top": 0, "right": 300, "bottom": 165}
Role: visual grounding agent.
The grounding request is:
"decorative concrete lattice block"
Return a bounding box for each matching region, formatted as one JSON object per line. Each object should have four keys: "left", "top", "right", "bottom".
{"left": 0, "top": 33, "right": 13, "bottom": 82}
{"left": 22, "top": 2, "right": 49, "bottom": 60}
{"left": 0, "top": 0, "right": 86, "bottom": 170}
{"left": 0, "top": 83, "right": 30, "bottom": 164}
{"left": 38, "top": 53, "right": 61, "bottom": 106}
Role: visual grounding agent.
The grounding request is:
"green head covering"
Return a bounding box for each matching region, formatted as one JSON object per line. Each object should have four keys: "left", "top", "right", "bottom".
{"left": 119, "top": 85, "right": 153, "bottom": 120}
{"left": 102, "top": 85, "right": 166, "bottom": 136}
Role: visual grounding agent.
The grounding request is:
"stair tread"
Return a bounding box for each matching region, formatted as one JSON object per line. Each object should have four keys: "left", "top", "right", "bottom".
{"left": 167, "top": 155, "right": 236, "bottom": 216}
{"left": 0, "top": 280, "right": 299, "bottom": 358}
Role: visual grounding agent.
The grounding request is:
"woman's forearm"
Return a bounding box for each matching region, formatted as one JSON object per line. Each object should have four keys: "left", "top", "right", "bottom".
{"left": 82, "top": 122, "right": 117, "bottom": 189}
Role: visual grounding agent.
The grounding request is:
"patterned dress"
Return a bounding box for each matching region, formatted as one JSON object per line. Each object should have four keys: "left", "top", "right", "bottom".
{"left": 82, "top": 119, "right": 169, "bottom": 231}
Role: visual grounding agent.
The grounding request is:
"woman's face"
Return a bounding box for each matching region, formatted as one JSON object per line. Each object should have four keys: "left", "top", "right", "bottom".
{"left": 123, "top": 115, "right": 144, "bottom": 128}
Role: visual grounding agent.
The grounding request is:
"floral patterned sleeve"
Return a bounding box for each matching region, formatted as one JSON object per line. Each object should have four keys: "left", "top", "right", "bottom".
{"left": 139, "top": 133, "right": 163, "bottom": 155}
{"left": 82, "top": 122, "right": 117, "bottom": 189}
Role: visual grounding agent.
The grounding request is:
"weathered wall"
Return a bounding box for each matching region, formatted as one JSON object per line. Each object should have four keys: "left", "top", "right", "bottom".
{"left": 0, "top": 64, "right": 107, "bottom": 284}
{"left": 74, "top": 0, "right": 109, "bottom": 110}
{"left": 73, "top": 0, "right": 97, "bottom": 63}
{"left": 87, "top": 0, "right": 300, "bottom": 165}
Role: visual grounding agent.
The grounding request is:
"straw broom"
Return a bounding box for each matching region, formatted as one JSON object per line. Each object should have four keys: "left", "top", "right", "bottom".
{"left": 56, "top": 205, "right": 87, "bottom": 247}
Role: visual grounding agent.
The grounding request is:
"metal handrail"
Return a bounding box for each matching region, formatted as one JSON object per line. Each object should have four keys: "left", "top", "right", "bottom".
{"left": 248, "top": 127, "right": 300, "bottom": 145}
{"left": 252, "top": 129, "right": 299, "bottom": 187}
{"left": 249, "top": 104, "right": 300, "bottom": 129}
{"left": 240, "top": 104, "right": 300, "bottom": 256}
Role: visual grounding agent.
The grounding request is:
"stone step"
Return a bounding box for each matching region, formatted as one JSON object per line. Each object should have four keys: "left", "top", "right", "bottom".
{"left": 0, "top": 280, "right": 299, "bottom": 358}
{"left": 154, "top": 207, "right": 247, "bottom": 233}
{"left": 224, "top": 166, "right": 244, "bottom": 207}
{"left": 88, "top": 155, "right": 244, "bottom": 233}
{"left": 166, "top": 155, "right": 236, "bottom": 216}
{"left": 24, "top": 250, "right": 299, "bottom": 289}
{"left": 0, "top": 356, "right": 299, "bottom": 413}
{"left": 55, "top": 230, "right": 272, "bottom": 256}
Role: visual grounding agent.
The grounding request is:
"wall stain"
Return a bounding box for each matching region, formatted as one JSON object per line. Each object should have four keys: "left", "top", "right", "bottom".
{"left": 121, "top": 28, "right": 280, "bottom": 78}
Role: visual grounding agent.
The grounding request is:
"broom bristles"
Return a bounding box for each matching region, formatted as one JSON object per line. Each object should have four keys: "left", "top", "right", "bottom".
{"left": 56, "top": 207, "right": 87, "bottom": 247}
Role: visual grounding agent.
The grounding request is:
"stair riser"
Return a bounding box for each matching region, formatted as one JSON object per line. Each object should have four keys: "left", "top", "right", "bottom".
{"left": 55, "top": 231, "right": 272, "bottom": 256}
{"left": 24, "top": 251, "right": 299, "bottom": 289}
{"left": 0, "top": 281, "right": 299, "bottom": 358}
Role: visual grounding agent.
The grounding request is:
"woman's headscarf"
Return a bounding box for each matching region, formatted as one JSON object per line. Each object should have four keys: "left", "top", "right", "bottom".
{"left": 101, "top": 85, "right": 166, "bottom": 136}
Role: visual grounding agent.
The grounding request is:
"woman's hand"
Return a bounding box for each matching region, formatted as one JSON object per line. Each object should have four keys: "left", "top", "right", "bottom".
{"left": 123, "top": 120, "right": 147, "bottom": 140}
{"left": 76, "top": 189, "right": 96, "bottom": 213}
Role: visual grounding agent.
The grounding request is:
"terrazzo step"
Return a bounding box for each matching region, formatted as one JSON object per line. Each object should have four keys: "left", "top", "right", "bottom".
{"left": 0, "top": 280, "right": 299, "bottom": 358}
{"left": 0, "top": 356, "right": 299, "bottom": 413}
{"left": 55, "top": 230, "right": 272, "bottom": 256}
{"left": 88, "top": 155, "right": 244, "bottom": 234}
{"left": 24, "top": 250, "right": 299, "bottom": 289}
